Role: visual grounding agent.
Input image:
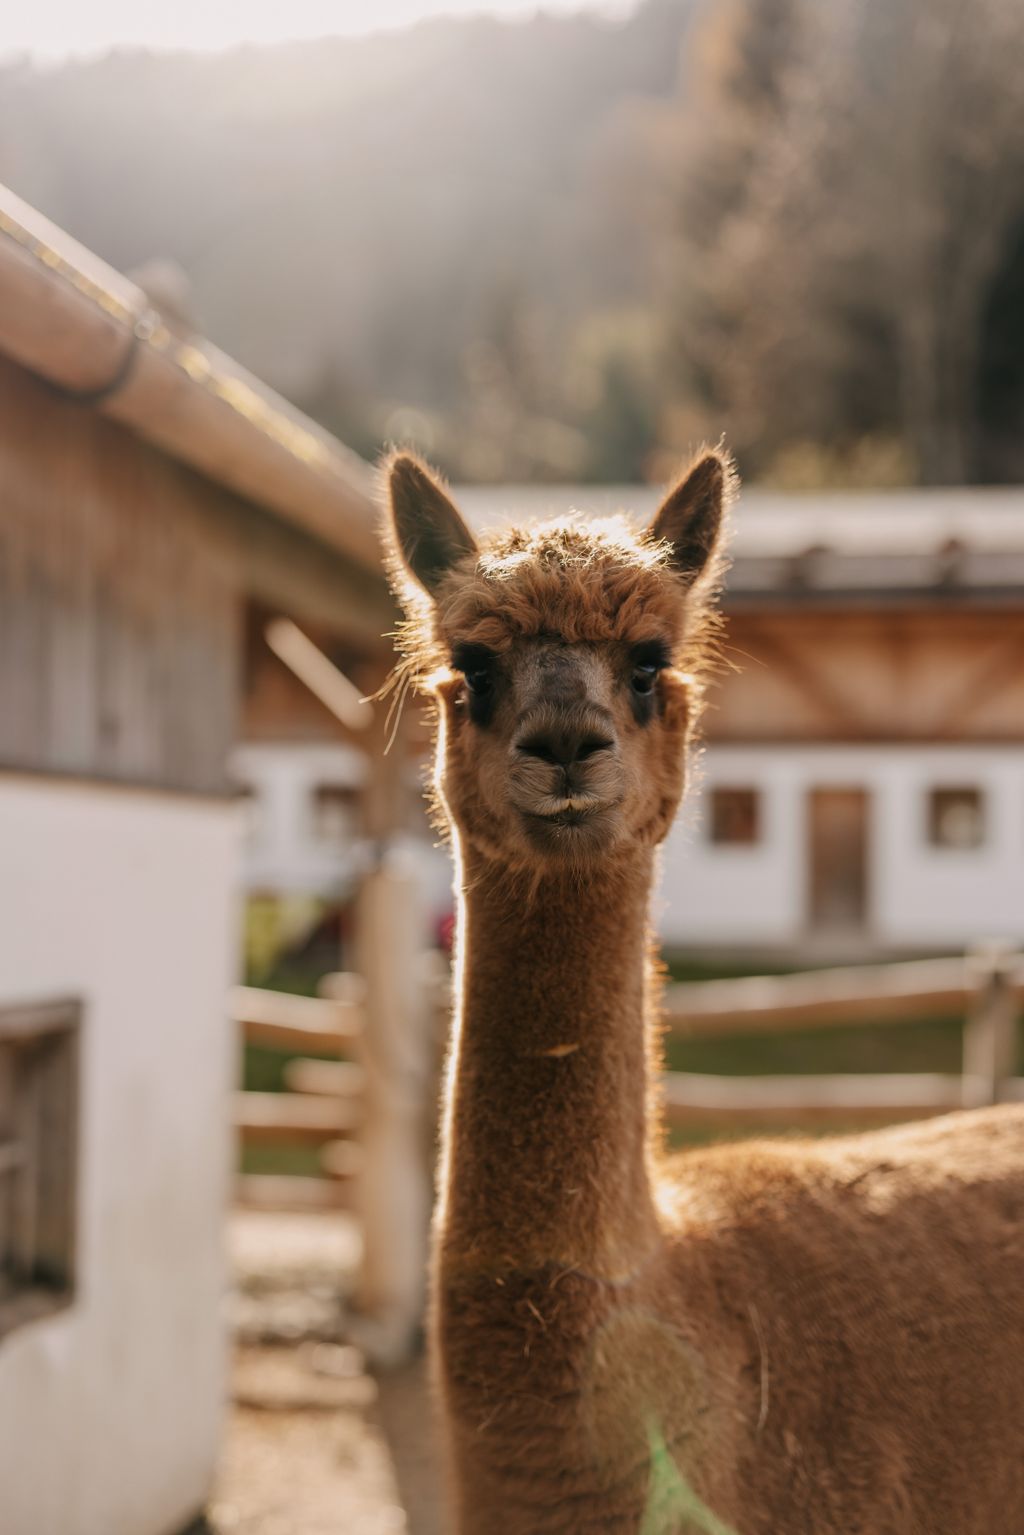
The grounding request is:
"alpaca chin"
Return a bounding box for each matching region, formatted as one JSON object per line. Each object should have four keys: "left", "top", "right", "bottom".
{"left": 518, "top": 800, "right": 624, "bottom": 860}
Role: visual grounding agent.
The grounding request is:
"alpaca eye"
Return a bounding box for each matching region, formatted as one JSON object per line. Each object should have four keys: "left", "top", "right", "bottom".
{"left": 452, "top": 645, "right": 496, "bottom": 702}
{"left": 631, "top": 663, "right": 659, "bottom": 695}
{"left": 465, "top": 668, "right": 493, "bottom": 697}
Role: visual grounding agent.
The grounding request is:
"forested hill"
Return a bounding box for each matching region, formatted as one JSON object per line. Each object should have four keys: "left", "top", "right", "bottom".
{"left": 0, "top": 0, "right": 701, "bottom": 478}
{"left": 5, "top": 0, "right": 1020, "bottom": 487}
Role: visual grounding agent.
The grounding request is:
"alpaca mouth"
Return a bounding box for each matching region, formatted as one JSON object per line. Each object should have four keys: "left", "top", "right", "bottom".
{"left": 521, "top": 795, "right": 621, "bottom": 852}
{"left": 526, "top": 794, "right": 605, "bottom": 828}
{"left": 539, "top": 808, "right": 589, "bottom": 828}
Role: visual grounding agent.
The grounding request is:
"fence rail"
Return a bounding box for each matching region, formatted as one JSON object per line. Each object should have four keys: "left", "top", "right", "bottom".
{"left": 234, "top": 1089, "right": 360, "bottom": 1145}
{"left": 663, "top": 1070, "right": 1024, "bottom": 1129}
{"left": 230, "top": 982, "right": 363, "bottom": 1052}
{"left": 662, "top": 954, "right": 1024, "bottom": 1037}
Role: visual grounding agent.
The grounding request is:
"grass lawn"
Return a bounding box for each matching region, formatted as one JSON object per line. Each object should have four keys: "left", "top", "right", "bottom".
{"left": 664, "top": 1015, "right": 968, "bottom": 1079}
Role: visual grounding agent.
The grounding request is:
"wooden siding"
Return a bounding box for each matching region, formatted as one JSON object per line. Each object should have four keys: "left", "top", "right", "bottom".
{"left": 0, "top": 355, "right": 393, "bottom": 794}
{"left": 0, "top": 358, "right": 240, "bottom": 793}
{"left": 710, "top": 609, "right": 1024, "bottom": 743}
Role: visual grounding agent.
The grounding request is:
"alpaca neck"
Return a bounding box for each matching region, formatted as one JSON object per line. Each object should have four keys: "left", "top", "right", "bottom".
{"left": 438, "top": 843, "right": 661, "bottom": 1281}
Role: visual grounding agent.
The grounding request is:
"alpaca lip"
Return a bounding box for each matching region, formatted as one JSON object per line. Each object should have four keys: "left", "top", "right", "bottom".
{"left": 523, "top": 807, "right": 594, "bottom": 834}
{"left": 527, "top": 799, "right": 602, "bottom": 828}
{"left": 542, "top": 808, "right": 588, "bottom": 827}
{"left": 523, "top": 800, "right": 615, "bottom": 840}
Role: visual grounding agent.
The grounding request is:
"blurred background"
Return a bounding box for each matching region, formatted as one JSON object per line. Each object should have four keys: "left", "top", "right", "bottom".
{"left": 0, "top": 2, "right": 1022, "bottom": 1533}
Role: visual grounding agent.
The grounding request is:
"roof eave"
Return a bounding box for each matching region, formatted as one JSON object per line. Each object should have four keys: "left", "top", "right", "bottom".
{"left": 0, "top": 184, "right": 382, "bottom": 575}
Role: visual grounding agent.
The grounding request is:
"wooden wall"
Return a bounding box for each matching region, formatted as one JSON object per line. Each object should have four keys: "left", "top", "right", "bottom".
{"left": 710, "top": 608, "right": 1024, "bottom": 743}
{"left": 0, "top": 355, "right": 393, "bottom": 795}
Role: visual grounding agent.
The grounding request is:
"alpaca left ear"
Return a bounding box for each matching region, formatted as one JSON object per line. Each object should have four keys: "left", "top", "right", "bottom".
{"left": 649, "top": 451, "right": 731, "bottom": 581}
{"left": 386, "top": 452, "right": 478, "bottom": 597}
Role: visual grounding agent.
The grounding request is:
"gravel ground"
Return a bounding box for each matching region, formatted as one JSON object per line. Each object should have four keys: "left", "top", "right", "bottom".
{"left": 206, "top": 1210, "right": 448, "bottom": 1535}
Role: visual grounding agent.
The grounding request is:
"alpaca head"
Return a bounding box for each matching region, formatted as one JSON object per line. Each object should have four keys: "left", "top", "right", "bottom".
{"left": 383, "top": 450, "right": 733, "bottom": 873}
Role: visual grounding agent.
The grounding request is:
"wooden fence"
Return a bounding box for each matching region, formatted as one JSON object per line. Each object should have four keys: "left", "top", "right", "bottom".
{"left": 233, "top": 980, "right": 365, "bottom": 1211}
{"left": 232, "top": 945, "right": 1023, "bottom": 1210}
{"left": 661, "top": 946, "right": 1024, "bottom": 1128}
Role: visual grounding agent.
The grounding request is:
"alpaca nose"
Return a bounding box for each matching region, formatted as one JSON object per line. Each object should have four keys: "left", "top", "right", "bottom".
{"left": 516, "top": 725, "right": 613, "bottom": 768}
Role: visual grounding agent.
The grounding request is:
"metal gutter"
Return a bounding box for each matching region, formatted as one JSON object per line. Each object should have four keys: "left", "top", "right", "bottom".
{"left": 0, "top": 184, "right": 381, "bottom": 573}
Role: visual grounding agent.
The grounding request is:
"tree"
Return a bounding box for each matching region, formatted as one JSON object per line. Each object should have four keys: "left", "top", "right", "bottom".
{"left": 677, "top": 0, "right": 1024, "bottom": 482}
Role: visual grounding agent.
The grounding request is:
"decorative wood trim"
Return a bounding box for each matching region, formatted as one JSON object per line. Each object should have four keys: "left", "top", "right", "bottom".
{"left": 736, "top": 622, "right": 868, "bottom": 734}
{"left": 926, "top": 632, "right": 1024, "bottom": 734}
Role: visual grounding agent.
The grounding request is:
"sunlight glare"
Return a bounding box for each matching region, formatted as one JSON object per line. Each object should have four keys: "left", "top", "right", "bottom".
{"left": 4, "top": 0, "right": 637, "bottom": 63}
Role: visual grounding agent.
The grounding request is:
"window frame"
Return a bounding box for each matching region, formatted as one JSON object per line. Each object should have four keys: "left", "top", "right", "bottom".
{"left": 707, "top": 785, "right": 763, "bottom": 848}
{"left": 926, "top": 785, "right": 987, "bottom": 852}
{"left": 310, "top": 782, "right": 360, "bottom": 846}
{"left": 0, "top": 997, "right": 81, "bottom": 1340}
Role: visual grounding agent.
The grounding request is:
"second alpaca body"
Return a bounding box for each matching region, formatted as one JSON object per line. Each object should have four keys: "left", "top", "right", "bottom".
{"left": 383, "top": 450, "right": 1024, "bottom": 1534}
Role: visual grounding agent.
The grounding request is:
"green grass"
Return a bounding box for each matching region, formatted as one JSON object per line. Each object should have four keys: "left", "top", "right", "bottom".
{"left": 242, "top": 1041, "right": 342, "bottom": 1094}
{"left": 240, "top": 1144, "right": 324, "bottom": 1178}
{"left": 664, "top": 1015, "right": 967, "bottom": 1078}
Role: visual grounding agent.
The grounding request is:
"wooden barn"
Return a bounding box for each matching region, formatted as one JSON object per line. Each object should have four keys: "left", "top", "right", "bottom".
{"left": 0, "top": 187, "right": 394, "bottom": 1535}
{"left": 458, "top": 484, "right": 1024, "bottom": 957}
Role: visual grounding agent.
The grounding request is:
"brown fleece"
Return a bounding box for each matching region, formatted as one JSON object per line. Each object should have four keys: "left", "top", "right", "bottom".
{"left": 380, "top": 448, "right": 1024, "bottom": 1535}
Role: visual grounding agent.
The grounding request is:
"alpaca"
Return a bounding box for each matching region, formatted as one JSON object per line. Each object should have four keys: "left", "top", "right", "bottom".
{"left": 382, "top": 448, "right": 1024, "bottom": 1535}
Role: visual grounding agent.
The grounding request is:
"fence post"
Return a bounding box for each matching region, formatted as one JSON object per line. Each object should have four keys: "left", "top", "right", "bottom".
{"left": 349, "top": 855, "right": 434, "bottom": 1368}
{"left": 347, "top": 688, "right": 435, "bottom": 1368}
{"left": 962, "top": 942, "right": 1019, "bottom": 1109}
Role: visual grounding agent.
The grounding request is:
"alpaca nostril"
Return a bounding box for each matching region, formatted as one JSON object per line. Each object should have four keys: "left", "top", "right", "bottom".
{"left": 575, "top": 735, "right": 613, "bottom": 762}
{"left": 516, "top": 730, "right": 613, "bottom": 768}
{"left": 518, "top": 735, "right": 562, "bottom": 766}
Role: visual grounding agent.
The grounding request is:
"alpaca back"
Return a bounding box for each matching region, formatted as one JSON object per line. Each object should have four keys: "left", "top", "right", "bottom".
{"left": 658, "top": 1104, "right": 1024, "bottom": 1533}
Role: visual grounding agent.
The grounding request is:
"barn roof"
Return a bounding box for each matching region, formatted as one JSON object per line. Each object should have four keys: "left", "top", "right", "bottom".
{"left": 456, "top": 484, "right": 1024, "bottom": 605}
{"left": 0, "top": 185, "right": 381, "bottom": 574}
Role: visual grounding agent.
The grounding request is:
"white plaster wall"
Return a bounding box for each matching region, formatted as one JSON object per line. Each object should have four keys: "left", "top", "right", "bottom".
{"left": 0, "top": 776, "right": 239, "bottom": 1535}
{"left": 659, "top": 745, "right": 1024, "bottom": 951}
{"left": 232, "top": 741, "right": 364, "bottom": 896}
{"left": 658, "top": 749, "right": 805, "bottom": 948}
{"left": 871, "top": 749, "right": 1024, "bottom": 946}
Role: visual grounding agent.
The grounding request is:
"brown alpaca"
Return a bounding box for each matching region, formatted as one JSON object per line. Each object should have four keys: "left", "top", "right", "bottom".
{"left": 382, "top": 449, "right": 1024, "bottom": 1535}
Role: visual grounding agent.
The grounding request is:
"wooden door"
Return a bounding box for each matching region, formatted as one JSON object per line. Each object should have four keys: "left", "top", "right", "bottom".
{"left": 807, "top": 788, "right": 869, "bottom": 933}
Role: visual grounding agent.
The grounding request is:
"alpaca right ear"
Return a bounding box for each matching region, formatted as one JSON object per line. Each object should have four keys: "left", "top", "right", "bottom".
{"left": 648, "top": 450, "right": 732, "bottom": 582}
{"left": 387, "top": 452, "right": 478, "bottom": 597}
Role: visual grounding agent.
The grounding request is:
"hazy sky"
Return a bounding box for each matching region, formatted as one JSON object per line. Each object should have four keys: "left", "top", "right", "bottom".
{"left": 4, "top": 0, "right": 636, "bottom": 63}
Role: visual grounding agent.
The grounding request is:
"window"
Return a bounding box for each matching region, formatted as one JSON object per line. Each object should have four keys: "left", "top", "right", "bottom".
{"left": 709, "top": 787, "right": 761, "bottom": 846}
{"left": 928, "top": 787, "right": 985, "bottom": 850}
{"left": 0, "top": 999, "right": 79, "bottom": 1337}
{"left": 312, "top": 784, "right": 359, "bottom": 844}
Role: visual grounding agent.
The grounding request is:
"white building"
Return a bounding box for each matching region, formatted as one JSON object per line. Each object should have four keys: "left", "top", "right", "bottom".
{"left": 660, "top": 742, "right": 1024, "bottom": 954}
{"left": 0, "top": 191, "right": 391, "bottom": 1535}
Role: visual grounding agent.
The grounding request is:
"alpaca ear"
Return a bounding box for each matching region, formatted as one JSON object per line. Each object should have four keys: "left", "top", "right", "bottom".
{"left": 387, "top": 452, "right": 478, "bottom": 597}
{"left": 649, "top": 451, "right": 730, "bottom": 581}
